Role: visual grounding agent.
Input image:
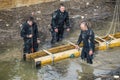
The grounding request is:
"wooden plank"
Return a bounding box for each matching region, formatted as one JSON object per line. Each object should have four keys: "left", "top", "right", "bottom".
{"left": 34, "top": 38, "right": 120, "bottom": 68}
{"left": 35, "top": 49, "right": 81, "bottom": 68}
{"left": 42, "top": 49, "right": 55, "bottom": 65}
{"left": 43, "top": 49, "right": 53, "bottom": 55}
{"left": 26, "top": 44, "right": 75, "bottom": 59}
{"left": 35, "top": 38, "right": 120, "bottom": 68}
{"left": 108, "top": 35, "right": 116, "bottom": 39}
{"left": 95, "top": 39, "right": 102, "bottom": 43}
{"left": 95, "top": 35, "right": 106, "bottom": 42}
{"left": 109, "top": 39, "right": 120, "bottom": 48}
{"left": 114, "top": 33, "right": 120, "bottom": 38}
{"left": 67, "top": 41, "right": 76, "bottom": 47}
{"left": 26, "top": 32, "right": 120, "bottom": 60}
{"left": 67, "top": 41, "right": 81, "bottom": 51}
{"left": 95, "top": 38, "right": 120, "bottom": 50}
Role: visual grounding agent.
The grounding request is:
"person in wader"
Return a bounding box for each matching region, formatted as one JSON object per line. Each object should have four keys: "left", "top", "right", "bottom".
{"left": 50, "top": 4, "right": 70, "bottom": 44}
{"left": 75, "top": 22, "right": 95, "bottom": 64}
{"left": 20, "top": 16, "right": 40, "bottom": 60}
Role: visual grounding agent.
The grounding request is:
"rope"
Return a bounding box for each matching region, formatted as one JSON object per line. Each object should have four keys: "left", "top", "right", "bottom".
{"left": 118, "top": 5, "right": 120, "bottom": 31}
{"left": 106, "top": 0, "right": 120, "bottom": 36}
{"left": 113, "top": 1, "right": 119, "bottom": 34}
{"left": 115, "top": 0, "right": 119, "bottom": 34}
{"left": 116, "top": 1, "right": 120, "bottom": 32}
{"left": 113, "top": 5, "right": 117, "bottom": 34}
{"left": 106, "top": 4, "right": 116, "bottom": 35}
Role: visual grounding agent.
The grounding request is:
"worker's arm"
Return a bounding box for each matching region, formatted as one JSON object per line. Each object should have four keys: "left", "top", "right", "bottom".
{"left": 65, "top": 12, "right": 70, "bottom": 29}
{"left": 51, "top": 11, "right": 58, "bottom": 29}
{"left": 34, "top": 23, "right": 39, "bottom": 38}
{"left": 77, "top": 31, "right": 83, "bottom": 45}
{"left": 33, "top": 23, "right": 40, "bottom": 43}
{"left": 88, "top": 30, "right": 95, "bottom": 55}
{"left": 75, "top": 31, "right": 82, "bottom": 49}
{"left": 20, "top": 24, "right": 28, "bottom": 38}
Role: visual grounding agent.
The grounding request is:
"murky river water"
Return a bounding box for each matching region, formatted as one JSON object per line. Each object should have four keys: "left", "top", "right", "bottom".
{"left": 0, "top": 20, "right": 120, "bottom": 80}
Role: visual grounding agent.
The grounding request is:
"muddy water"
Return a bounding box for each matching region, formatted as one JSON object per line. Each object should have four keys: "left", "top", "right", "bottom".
{"left": 0, "top": 22, "right": 120, "bottom": 80}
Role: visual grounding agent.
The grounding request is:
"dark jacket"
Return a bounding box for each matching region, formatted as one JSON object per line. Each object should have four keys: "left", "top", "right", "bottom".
{"left": 77, "top": 29, "right": 95, "bottom": 51}
{"left": 21, "top": 22, "right": 39, "bottom": 41}
{"left": 51, "top": 9, "right": 70, "bottom": 29}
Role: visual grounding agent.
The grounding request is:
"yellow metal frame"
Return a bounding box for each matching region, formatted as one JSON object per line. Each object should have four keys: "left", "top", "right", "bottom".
{"left": 25, "top": 33, "right": 120, "bottom": 68}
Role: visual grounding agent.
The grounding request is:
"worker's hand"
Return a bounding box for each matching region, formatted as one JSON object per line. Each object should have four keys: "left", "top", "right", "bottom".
{"left": 31, "top": 12, "right": 35, "bottom": 16}
{"left": 89, "top": 50, "right": 93, "bottom": 55}
{"left": 55, "top": 28, "right": 58, "bottom": 32}
{"left": 37, "top": 39, "right": 41, "bottom": 43}
{"left": 28, "top": 34, "right": 33, "bottom": 38}
{"left": 75, "top": 45, "right": 80, "bottom": 49}
{"left": 66, "top": 28, "right": 70, "bottom": 32}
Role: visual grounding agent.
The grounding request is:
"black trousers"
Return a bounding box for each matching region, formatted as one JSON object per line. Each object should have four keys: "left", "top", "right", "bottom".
{"left": 81, "top": 48, "right": 93, "bottom": 64}
{"left": 23, "top": 39, "right": 38, "bottom": 54}
{"left": 51, "top": 27, "right": 64, "bottom": 43}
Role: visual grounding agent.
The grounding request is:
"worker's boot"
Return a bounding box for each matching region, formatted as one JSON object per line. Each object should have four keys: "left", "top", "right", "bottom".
{"left": 87, "top": 59, "right": 93, "bottom": 64}
{"left": 23, "top": 53, "right": 27, "bottom": 61}
{"left": 51, "top": 39, "right": 56, "bottom": 44}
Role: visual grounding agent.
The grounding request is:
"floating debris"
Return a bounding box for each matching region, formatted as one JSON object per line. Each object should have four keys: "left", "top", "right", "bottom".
{"left": 78, "top": 76, "right": 82, "bottom": 79}
{"left": 37, "top": 11, "right": 41, "bottom": 14}
{"left": 95, "top": 78, "right": 102, "bottom": 80}
{"left": 81, "top": 16, "right": 85, "bottom": 19}
{"left": 36, "top": 18, "right": 41, "bottom": 20}
{"left": 96, "top": 6, "right": 99, "bottom": 8}
{"left": 94, "top": 9, "right": 97, "bottom": 12}
{"left": 86, "top": 2, "right": 90, "bottom": 6}
{"left": 72, "top": 15, "right": 80, "bottom": 19}
{"left": 0, "top": 19, "right": 3, "bottom": 21}
{"left": 93, "top": 13, "right": 99, "bottom": 16}
{"left": 16, "top": 21, "right": 19, "bottom": 24}
{"left": 7, "top": 49, "right": 10, "bottom": 51}
{"left": 20, "top": 24, "right": 22, "bottom": 27}
{"left": 113, "top": 75, "right": 119, "bottom": 79}
{"left": 6, "top": 24, "right": 9, "bottom": 27}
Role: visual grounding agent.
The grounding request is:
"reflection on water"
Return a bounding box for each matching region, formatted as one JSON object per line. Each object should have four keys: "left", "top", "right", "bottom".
{"left": 0, "top": 61, "right": 39, "bottom": 80}
{"left": 77, "top": 63, "right": 94, "bottom": 80}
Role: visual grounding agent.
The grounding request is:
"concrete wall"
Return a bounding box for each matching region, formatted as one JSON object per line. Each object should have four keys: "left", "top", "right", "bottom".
{"left": 0, "top": 0, "right": 56, "bottom": 10}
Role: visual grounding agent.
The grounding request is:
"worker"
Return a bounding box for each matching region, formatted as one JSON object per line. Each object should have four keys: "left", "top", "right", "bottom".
{"left": 50, "top": 3, "right": 70, "bottom": 44}
{"left": 75, "top": 22, "right": 95, "bottom": 64}
{"left": 21, "top": 16, "right": 40, "bottom": 60}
